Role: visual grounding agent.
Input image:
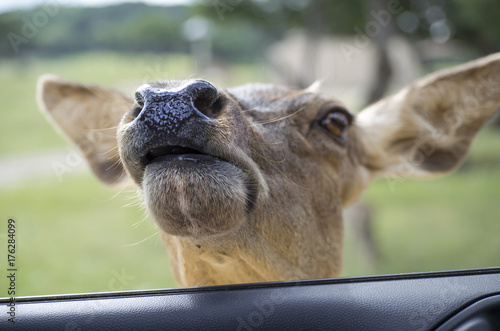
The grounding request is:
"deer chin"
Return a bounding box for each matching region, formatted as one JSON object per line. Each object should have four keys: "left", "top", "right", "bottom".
{"left": 141, "top": 156, "right": 251, "bottom": 239}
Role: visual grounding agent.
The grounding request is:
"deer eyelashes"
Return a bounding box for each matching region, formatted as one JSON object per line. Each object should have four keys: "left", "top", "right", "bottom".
{"left": 317, "top": 106, "right": 353, "bottom": 143}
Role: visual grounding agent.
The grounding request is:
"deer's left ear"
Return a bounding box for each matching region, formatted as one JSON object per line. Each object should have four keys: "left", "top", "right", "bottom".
{"left": 356, "top": 53, "right": 500, "bottom": 180}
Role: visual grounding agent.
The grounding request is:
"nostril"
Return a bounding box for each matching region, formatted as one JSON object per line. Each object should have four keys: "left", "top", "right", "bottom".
{"left": 131, "top": 91, "right": 145, "bottom": 118}
{"left": 193, "top": 89, "right": 223, "bottom": 119}
{"left": 135, "top": 92, "right": 145, "bottom": 107}
{"left": 187, "top": 81, "right": 223, "bottom": 119}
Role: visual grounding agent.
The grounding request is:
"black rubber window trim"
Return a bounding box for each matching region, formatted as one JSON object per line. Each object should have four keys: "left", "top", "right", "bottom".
{"left": 2, "top": 267, "right": 499, "bottom": 304}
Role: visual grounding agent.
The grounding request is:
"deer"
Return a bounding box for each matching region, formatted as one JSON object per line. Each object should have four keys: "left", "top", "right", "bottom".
{"left": 37, "top": 53, "right": 500, "bottom": 287}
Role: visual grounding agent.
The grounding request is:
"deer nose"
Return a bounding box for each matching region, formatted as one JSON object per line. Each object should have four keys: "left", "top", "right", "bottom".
{"left": 134, "top": 80, "right": 222, "bottom": 131}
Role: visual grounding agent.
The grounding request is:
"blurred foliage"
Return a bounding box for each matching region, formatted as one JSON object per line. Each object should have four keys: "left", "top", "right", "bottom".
{"left": 194, "top": 0, "right": 500, "bottom": 53}
{"left": 446, "top": 0, "right": 500, "bottom": 53}
{"left": 0, "top": 3, "right": 190, "bottom": 57}
{"left": 0, "top": 0, "right": 499, "bottom": 60}
{"left": 193, "top": 0, "right": 365, "bottom": 35}
{"left": 0, "top": 2, "right": 275, "bottom": 60}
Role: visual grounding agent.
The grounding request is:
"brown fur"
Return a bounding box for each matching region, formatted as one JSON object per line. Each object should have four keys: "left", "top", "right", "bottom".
{"left": 38, "top": 54, "right": 500, "bottom": 287}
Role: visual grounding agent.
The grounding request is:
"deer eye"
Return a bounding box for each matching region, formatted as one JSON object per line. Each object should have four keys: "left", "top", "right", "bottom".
{"left": 319, "top": 109, "right": 351, "bottom": 137}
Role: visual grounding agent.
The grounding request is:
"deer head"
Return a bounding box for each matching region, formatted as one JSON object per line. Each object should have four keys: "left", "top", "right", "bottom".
{"left": 38, "top": 53, "right": 500, "bottom": 286}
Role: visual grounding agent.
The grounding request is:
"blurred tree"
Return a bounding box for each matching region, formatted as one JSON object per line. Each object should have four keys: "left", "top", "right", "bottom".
{"left": 364, "top": 0, "right": 395, "bottom": 105}
{"left": 0, "top": 0, "right": 499, "bottom": 63}
{"left": 446, "top": 0, "right": 500, "bottom": 54}
{"left": 0, "top": 3, "right": 190, "bottom": 57}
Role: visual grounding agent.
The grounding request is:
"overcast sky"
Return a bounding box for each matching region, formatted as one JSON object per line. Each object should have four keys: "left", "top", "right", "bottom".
{"left": 0, "top": 0, "right": 193, "bottom": 13}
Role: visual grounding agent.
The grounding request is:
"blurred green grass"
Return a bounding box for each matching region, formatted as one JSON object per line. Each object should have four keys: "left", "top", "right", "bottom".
{"left": 343, "top": 129, "right": 500, "bottom": 276}
{"left": 0, "top": 52, "right": 499, "bottom": 296}
{"left": 1, "top": 174, "right": 176, "bottom": 295}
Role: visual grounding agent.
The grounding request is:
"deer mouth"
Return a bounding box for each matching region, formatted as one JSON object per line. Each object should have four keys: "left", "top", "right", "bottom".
{"left": 141, "top": 145, "right": 226, "bottom": 166}
{"left": 137, "top": 141, "right": 260, "bottom": 218}
{"left": 137, "top": 141, "right": 260, "bottom": 239}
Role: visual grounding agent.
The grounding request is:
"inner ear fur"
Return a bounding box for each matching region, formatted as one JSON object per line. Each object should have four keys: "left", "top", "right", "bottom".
{"left": 356, "top": 53, "right": 500, "bottom": 179}
{"left": 37, "top": 75, "right": 133, "bottom": 187}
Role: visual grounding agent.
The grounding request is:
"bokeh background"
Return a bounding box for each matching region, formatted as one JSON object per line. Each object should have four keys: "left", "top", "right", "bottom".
{"left": 1, "top": 0, "right": 499, "bottom": 296}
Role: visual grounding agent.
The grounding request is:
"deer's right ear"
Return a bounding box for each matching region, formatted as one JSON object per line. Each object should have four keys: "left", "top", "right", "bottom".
{"left": 37, "top": 75, "right": 134, "bottom": 188}
{"left": 355, "top": 53, "right": 500, "bottom": 181}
